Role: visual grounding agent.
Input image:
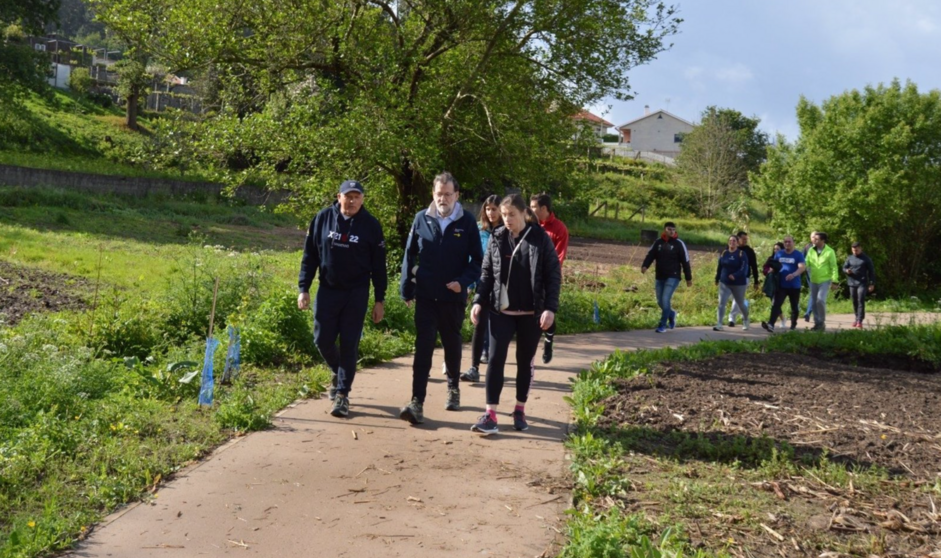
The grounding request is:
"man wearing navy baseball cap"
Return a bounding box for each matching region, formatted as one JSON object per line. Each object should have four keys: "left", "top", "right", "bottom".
{"left": 298, "top": 179, "right": 387, "bottom": 418}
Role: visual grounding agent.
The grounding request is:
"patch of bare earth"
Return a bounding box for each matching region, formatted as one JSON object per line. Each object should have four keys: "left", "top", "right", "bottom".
{"left": 598, "top": 352, "right": 941, "bottom": 557}
{"left": 564, "top": 237, "right": 715, "bottom": 293}
{"left": 0, "top": 261, "right": 89, "bottom": 325}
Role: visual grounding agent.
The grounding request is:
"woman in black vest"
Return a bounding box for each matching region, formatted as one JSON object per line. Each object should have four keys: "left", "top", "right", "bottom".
{"left": 469, "top": 194, "right": 561, "bottom": 435}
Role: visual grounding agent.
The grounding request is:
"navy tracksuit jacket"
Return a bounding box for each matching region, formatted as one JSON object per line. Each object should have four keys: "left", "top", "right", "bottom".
{"left": 298, "top": 202, "right": 387, "bottom": 395}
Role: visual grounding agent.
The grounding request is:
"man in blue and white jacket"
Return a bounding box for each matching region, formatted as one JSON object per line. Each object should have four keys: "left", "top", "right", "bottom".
{"left": 298, "top": 180, "right": 387, "bottom": 419}
{"left": 398, "top": 171, "right": 483, "bottom": 425}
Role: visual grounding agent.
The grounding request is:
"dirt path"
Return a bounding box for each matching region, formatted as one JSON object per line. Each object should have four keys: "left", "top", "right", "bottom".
{"left": 70, "top": 312, "right": 940, "bottom": 557}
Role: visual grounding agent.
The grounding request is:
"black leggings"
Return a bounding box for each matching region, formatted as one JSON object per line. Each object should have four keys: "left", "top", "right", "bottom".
{"left": 470, "top": 306, "right": 490, "bottom": 368}
{"left": 770, "top": 287, "right": 801, "bottom": 326}
{"left": 485, "top": 311, "right": 541, "bottom": 405}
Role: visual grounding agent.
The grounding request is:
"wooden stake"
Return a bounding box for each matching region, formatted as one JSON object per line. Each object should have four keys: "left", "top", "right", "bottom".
{"left": 207, "top": 276, "right": 220, "bottom": 339}
{"left": 88, "top": 244, "right": 104, "bottom": 340}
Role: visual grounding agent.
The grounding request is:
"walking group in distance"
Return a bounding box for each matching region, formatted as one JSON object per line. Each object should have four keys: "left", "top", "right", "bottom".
{"left": 298, "top": 175, "right": 875, "bottom": 434}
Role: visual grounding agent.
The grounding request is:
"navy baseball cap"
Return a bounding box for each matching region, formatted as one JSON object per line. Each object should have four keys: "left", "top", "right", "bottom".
{"left": 339, "top": 180, "right": 364, "bottom": 195}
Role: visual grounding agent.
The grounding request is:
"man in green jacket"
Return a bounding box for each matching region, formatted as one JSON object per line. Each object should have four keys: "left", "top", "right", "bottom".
{"left": 804, "top": 232, "right": 839, "bottom": 331}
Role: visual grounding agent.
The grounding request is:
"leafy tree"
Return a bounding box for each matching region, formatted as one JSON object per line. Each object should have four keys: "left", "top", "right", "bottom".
{"left": 675, "top": 106, "right": 767, "bottom": 218}
{"left": 1, "top": 25, "right": 50, "bottom": 99}
{"left": 114, "top": 57, "right": 151, "bottom": 130}
{"left": 1, "top": 0, "right": 59, "bottom": 35}
{"left": 752, "top": 80, "right": 941, "bottom": 294}
{"left": 702, "top": 106, "right": 769, "bottom": 174}
{"left": 1, "top": 0, "right": 59, "bottom": 99}
{"left": 90, "top": 0, "right": 681, "bottom": 244}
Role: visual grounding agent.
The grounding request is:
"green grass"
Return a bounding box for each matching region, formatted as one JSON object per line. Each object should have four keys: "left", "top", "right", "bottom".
{"left": 0, "top": 151, "right": 210, "bottom": 182}
{"left": 0, "top": 89, "right": 209, "bottom": 181}
{"left": 568, "top": 211, "right": 776, "bottom": 248}
{"left": 0, "top": 187, "right": 418, "bottom": 557}
{"left": 562, "top": 326, "right": 941, "bottom": 557}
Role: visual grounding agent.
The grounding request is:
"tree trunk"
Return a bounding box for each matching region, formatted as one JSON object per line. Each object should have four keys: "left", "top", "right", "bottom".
{"left": 393, "top": 158, "right": 430, "bottom": 248}
{"left": 126, "top": 91, "right": 139, "bottom": 131}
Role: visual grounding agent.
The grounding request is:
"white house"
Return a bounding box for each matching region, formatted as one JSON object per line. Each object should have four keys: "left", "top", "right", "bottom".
{"left": 572, "top": 110, "right": 614, "bottom": 142}
{"left": 615, "top": 106, "right": 694, "bottom": 158}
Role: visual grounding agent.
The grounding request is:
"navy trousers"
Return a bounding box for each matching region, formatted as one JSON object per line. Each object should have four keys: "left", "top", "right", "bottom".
{"left": 314, "top": 285, "right": 370, "bottom": 395}
{"left": 412, "top": 299, "right": 464, "bottom": 403}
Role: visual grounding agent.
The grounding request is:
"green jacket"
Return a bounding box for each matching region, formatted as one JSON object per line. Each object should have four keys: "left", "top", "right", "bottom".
{"left": 805, "top": 244, "right": 839, "bottom": 284}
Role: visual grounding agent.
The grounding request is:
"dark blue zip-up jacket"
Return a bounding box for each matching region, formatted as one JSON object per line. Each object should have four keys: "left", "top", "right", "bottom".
{"left": 298, "top": 203, "right": 388, "bottom": 301}
{"left": 714, "top": 248, "right": 749, "bottom": 286}
{"left": 400, "top": 202, "right": 483, "bottom": 304}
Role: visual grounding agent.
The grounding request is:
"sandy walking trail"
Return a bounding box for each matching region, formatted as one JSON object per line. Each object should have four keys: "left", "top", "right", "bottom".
{"left": 70, "top": 312, "right": 934, "bottom": 557}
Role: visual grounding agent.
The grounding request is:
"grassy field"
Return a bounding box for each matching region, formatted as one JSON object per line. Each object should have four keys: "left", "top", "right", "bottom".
{"left": 0, "top": 89, "right": 209, "bottom": 182}
{"left": 0, "top": 187, "right": 417, "bottom": 557}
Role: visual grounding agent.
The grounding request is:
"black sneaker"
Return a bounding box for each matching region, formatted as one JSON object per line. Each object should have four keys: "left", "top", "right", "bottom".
{"left": 328, "top": 373, "right": 338, "bottom": 401}
{"left": 761, "top": 321, "right": 775, "bottom": 333}
{"left": 471, "top": 413, "right": 499, "bottom": 435}
{"left": 728, "top": 320, "right": 735, "bottom": 328}
{"left": 460, "top": 366, "right": 480, "bottom": 382}
{"left": 445, "top": 388, "right": 460, "bottom": 411}
{"left": 791, "top": 320, "right": 798, "bottom": 331}
{"left": 804, "top": 314, "right": 811, "bottom": 322}
{"left": 330, "top": 394, "right": 349, "bottom": 418}
{"left": 510, "top": 409, "right": 528, "bottom": 431}
{"left": 399, "top": 398, "right": 424, "bottom": 424}
{"left": 542, "top": 340, "right": 553, "bottom": 364}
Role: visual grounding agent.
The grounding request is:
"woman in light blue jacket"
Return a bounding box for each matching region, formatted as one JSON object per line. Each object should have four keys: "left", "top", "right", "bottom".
{"left": 461, "top": 195, "right": 503, "bottom": 382}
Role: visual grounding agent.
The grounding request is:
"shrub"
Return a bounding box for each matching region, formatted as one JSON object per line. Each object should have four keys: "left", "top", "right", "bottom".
{"left": 67, "top": 67, "right": 92, "bottom": 97}
{"left": 239, "top": 289, "right": 315, "bottom": 365}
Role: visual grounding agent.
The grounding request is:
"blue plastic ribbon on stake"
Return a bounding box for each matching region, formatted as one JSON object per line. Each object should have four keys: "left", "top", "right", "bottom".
{"left": 198, "top": 276, "right": 221, "bottom": 407}
{"left": 593, "top": 300, "right": 601, "bottom": 324}
{"left": 198, "top": 337, "right": 220, "bottom": 406}
{"left": 222, "top": 325, "right": 241, "bottom": 384}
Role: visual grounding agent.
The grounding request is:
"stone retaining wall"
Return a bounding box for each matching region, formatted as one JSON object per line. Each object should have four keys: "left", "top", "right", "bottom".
{"left": 0, "top": 164, "right": 287, "bottom": 206}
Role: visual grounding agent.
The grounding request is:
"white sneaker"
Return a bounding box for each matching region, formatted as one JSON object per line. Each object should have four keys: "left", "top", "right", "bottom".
{"left": 712, "top": 325, "right": 724, "bottom": 331}
{"left": 742, "top": 320, "right": 750, "bottom": 331}
{"left": 442, "top": 362, "right": 447, "bottom": 375}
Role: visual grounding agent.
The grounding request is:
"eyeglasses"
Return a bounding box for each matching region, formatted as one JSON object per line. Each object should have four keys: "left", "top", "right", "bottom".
{"left": 434, "top": 191, "right": 456, "bottom": 200}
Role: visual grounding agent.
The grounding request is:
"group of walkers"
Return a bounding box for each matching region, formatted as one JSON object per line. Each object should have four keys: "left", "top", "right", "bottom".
{"left": 297, "top": 176, "right": 876, "bottom": 435}
{"left": 298, "top": 173, "right": 568, "bottom": 436}
{"left": 641, "top": 223, "right": 877, "bottom": 336}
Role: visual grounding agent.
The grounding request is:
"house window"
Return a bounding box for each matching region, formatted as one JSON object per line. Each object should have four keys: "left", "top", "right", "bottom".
{"left": 657, "top": 114, "right": 663, "bottom": 119}
{"left": 674, "top": 134, "right": 683, "bottom": 143}
{"left": 35, "top": 44, "right": 47, "bottom": 52}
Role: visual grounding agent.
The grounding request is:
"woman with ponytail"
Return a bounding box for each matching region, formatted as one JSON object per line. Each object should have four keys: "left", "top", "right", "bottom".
{"left": 469, "top": 194, "right": 561, "bottom": 435}
{"left": 461, "top": 195, "right": 503, "bottom": 382}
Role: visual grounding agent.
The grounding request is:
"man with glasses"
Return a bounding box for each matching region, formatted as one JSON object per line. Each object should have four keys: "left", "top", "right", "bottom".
{"left": 761, "top": 235, "right": 806, "bottom": 333}
{"left": 399, "top": 172, "right": 483, "bottom": 425}
{"left": 641, "top": 221, "right": 693, "bottom": 333}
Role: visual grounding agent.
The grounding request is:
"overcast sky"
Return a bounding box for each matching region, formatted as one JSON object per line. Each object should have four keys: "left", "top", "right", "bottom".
{"left": 590, "top": 0, "right": 941, "bottom": 141}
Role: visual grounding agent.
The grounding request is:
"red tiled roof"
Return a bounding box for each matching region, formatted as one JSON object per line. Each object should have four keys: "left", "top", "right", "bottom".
{"left": 573, "top": 110, "right": 614, "bottom": 128}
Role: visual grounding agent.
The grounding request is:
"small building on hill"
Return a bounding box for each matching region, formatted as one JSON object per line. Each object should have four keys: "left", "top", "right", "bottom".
{"left": 615, "top": 107, "right": 694, "bottom": 158}
{"left": 573, "top": 110, "right": 615, "bottom": 142}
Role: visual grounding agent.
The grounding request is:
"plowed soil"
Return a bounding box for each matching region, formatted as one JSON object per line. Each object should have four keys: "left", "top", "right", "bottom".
{"left": 0, "top": 260, "right": 89, "bottom": 325}
{"left": 599, "top": 351, "right": 941, "bottom": 556}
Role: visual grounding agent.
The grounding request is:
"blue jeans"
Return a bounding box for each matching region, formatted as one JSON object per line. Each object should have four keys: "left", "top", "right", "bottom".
{"left": 654, "top": 278, "right": 680, "bottom": 327}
